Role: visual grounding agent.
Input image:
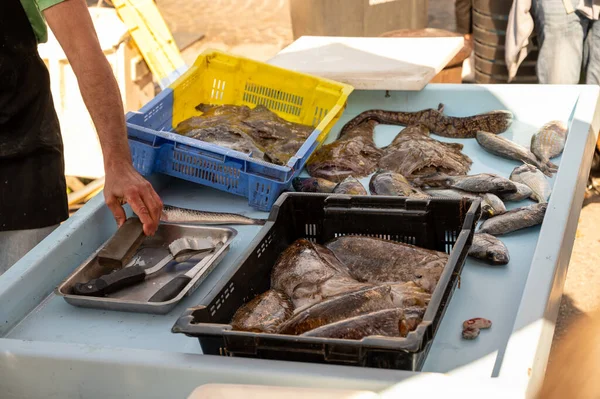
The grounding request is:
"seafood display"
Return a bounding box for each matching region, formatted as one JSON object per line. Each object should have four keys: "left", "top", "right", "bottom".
{"left": 307, "top": 120, "right": 383, "bottom": 182}
{"left": 377, "top": 125, "right": 473, "bottom": 179}
{"left": 369, "top": 171, "right": 429, "bottom": 198}
{"left": 478, "top": 203, "right": 548, "bottom": 236}
{"left": 468, "top": 233, "right": 510, "bottom": 265}
{"left": 174, "top": 103, "right": 313, "bottom": 166}
{"left": 531, "top": 121, "right": 568, "bottom": 167}
{"left": 230, "top": 289, "right": 294, "bottom": 333}
{"left": 510, "top": 164, "right": 552, "bottom": 203}
{"left": 340, "top": 105, "right": 513, "bottom": 138}
{"left": 476, "top": 131, "right": 557, "bottom": 177}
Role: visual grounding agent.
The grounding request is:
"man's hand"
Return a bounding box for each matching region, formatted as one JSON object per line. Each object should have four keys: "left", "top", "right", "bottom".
{"left": 44, "top": 0, "right": 163, "bottom": 235}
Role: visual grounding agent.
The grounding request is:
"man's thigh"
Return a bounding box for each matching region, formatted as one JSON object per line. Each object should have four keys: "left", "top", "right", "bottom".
{"left": 585, "top": 20, "right": 600, "bottom": 84}
{"left": 533, "top": 0, "right": 587, "bottom": 83}
{"left": 0, "top": 224, "right": 59, "bottom": 275}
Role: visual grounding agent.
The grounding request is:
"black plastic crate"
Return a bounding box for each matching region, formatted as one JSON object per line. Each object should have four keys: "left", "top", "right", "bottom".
{"left": 172, "top": 193, "right": 481, "bottom": 371}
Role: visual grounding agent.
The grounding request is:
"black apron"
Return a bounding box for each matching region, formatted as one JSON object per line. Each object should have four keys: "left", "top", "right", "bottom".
{"left": 0, "top": 0, "right": 68, "bottom": 231}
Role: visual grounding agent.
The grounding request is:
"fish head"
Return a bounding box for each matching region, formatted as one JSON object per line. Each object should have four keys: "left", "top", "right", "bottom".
{"left": 481, "top": 202, "right": 495, "bottom": 218}
{"left": 412, "top": 262, "right": 445, "bottom": 293}
{"left": 482, "top": 194, "right": 507, "bottom": 217}
{"left": 488, "top": 247, "right": 510, "bottom": 265}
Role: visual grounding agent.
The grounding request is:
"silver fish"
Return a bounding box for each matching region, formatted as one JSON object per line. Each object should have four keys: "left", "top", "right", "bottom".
{"left": 498, "top": 181, "right": 533, "bottom": 202}
{"left": 333, "top": 176, "right": 368, "bottom": 195}
{"left": 424, "top": 189, "right": 506, "bottom": 218}
{"left": 510, "top": 164, "right": 552, "bottom": 203}
{"left": 468, "top": 233, "right": 510, "bottom": 265}
{"left": 161, "top": 205, "right": 266, "bottom": 225}
{"left": 478, "top": 203, "right": 548, "bottom": 236}
{"left": 369, "top": 171, "right": 429, "bottom": 198}
{"left": 476, "top": 131, "right": 557, "bottom": 177}
{"left": 415, "top": 173, "right": 517, "bottom": 195}
{"left": 531, "top": 120, "right": 567, "bottom": 168}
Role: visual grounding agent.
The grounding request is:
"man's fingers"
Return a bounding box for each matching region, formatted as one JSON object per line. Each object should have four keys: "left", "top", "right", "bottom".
{"left": 126, "top": 190, "right": 158, "bottom": 236}
{"left": 142, "top": 182, "right": 163, "bottom": 223}
{"left": 105, "top": 195, "right": 127, "bottom": 227}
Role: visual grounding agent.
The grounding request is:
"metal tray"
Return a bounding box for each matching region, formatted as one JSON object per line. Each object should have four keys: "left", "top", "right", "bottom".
{"left": 55, "top": 221, "right": 237, "bottom": 314}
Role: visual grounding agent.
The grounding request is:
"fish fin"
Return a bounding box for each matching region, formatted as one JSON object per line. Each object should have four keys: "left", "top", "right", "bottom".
{"left": 437, "top": 103, "right": 445, "bottom": 113}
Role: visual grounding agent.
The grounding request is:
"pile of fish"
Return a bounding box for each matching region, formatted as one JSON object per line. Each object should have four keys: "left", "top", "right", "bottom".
{"left": 174, "top": 103, "right": 313, "bottom": 166}
{"left": 229, "top": 236, "right": 448, "bottom": 339}
{"left": 294, "top": 105, "right": 568, "bottom": 267}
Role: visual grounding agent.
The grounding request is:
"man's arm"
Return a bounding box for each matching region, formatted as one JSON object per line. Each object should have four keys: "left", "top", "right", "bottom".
{"left": 43, "top": 0, "right": 162, "bottom": 235}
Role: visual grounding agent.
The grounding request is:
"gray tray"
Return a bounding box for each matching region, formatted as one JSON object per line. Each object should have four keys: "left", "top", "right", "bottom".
{"left": 55, "top": 221, "right": 237, "bottom": 314}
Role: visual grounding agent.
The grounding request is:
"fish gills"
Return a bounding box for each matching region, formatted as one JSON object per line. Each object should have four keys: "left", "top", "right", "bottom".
{"left": 230, "top": 289, "right": 294, "bottom": 333}
{"left": 277, "top": 285, "right": 395, "bottom": 335}
{"left": 478, "top": 203, "right": 548, "bottom": 236}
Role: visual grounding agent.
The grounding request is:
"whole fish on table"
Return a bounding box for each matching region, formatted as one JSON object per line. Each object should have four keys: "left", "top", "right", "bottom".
{"left": 230, "top": 289, "right": 294, "bottom": 333}
{"left": 271, "top": 239, "right": 369, "bottom": 312}
{"left": 369, "top": 170, "right": 429, "bottom": 198}
{"left": 476, "top": 131, "right": 557, "bottom": 177}
{"left": 478, "top": 203, "right": 548, "bottom": 236}
{"left": 498, "top": 181, "right": 533, "bottom": 202}
{"left": 377, "top": 124, "right": 472, "bottom": 179}
{"left": 277, "top": 285, "right": 395, "bottom": 335}
{"left": 531, "top": 120, "right": 568, "bottom": 169}
{"left": 161, "top": 205, "right": 266, "bottom": 225}
{"left": 510, "top": 164, "right": 552, "bottom": 203}
{"left": 332, "top": 176, "right": 368, "bottom": 195}
{"left": 301, "top": 308, "right": 415, "bottom": 339}
{"left": 414, "top": 173, "right": 517, "bottom": 195}
{"left": 339, "top": 105, "right": 513, "bottom": 139}
{"left": 424, "top": 189, "right": 506, "bottom": 218}
{"left": 468, "top": 233, "right": 510, "bottom": 265}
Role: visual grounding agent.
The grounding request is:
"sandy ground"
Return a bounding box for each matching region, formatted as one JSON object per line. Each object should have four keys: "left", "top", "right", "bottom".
{"left": 155, "top": 0, "right": 599, "bottom": 372}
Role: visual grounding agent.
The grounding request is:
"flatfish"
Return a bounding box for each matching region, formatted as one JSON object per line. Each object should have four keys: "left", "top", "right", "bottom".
{"left": 510, "top": 164, "right": 552, "bottom": 203}
{"left": 325, "top": 236, "right": 448, "bottom": 293}
{"left": 476, "top": 131, "right": 557, "bottom": 177}
{"left": 377, "top": 125, "right": 472, "bottom": 179}
{"left": 531, "top": 120, "right": 567, "bottom": 168}
{"left": 271, "top": 239, "right": 368, "bottom": 311}
{"left": 478, "top": 203, "right": 548, "bottom": 236}
{"left": 230, "top": 289, "right": 294, "bottom": 333}
{"left": 340, "top": 106, "right": 513, "bottom": 139}
{"left": 277, "top": 285, "right": 395, "bottom": 335}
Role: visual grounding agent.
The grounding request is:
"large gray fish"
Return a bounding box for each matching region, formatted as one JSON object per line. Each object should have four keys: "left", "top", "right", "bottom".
{"left": 424, "top": 189, "right": 506, "bottom": 218}
{"left": 531, "top": 120, "right": 567, "bottom": 169}
{"left": 468, "top": 233, "right": 510, "bottom": 265}
{"left": 333, "top": 176, "right": 368, "bottom": 195}
{"left": 292, "top": 177, "right": 337, "bottom": 193}
{"left": 271, "top": 239, "right": 369, "bottom": 312}
{"left": 510, "top": 164, "right": 552, "bottom": 203}
{"left": 478, "top": 203, "right": 548, "bottom": 236}
{"left": 415, "top": 173, "right": 517, "bottom": 195}
{"left": 230, "top": 289, "right": 294, "bottom": 333}
{"left": 325, "top": 236, "right": 448, "bottom": 293}
{"left": 161, "top": 205, "right": 266, "bottom": 225}
{"left": 277, "top": 285, "right": 395, "bottom": 335}
{"left": 498, "top": 181, "right": 533, "bottom": 202}
{"left": 369, "top": 171, "right": 429, "bottom": 198}
{"left": 476, "top": 131, "right": 557, "bottom": 177}
{"left": 301, "top": 308, "right": 413, "bottom": 339}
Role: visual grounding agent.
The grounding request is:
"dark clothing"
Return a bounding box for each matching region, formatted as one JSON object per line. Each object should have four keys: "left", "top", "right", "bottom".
{"left": 0, "top": 0, "right": 68, "bottom": 231}
{"left": 455, "top": 0, "right": 473, "bottom": 34}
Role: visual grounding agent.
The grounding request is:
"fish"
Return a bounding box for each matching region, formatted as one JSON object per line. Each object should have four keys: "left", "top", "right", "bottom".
{"left": 414, "top": 173, "right": 517, "bottom": 195}
{"left": 292, "top": 177, "right": 337, "bottom": 193}
{"left": 339, "top": 105, "right": 513, "bottom": 139}
{"left": 510, "top": 164, "right": 552, "bottom": 203}
{"left": 325, "top": 236, "right": 448, "bottom": 293}
{"left": 277, "top": 285, "right": 396, "bottom": 335}
{"left": 388, "top": 282, "right": 431, "bottom": 308}
{"left": 468, "top": 233, "right": 510, "bottom": 265}
{"left": 478, "top": 203, "right": 548, "bottom": 236}
{"left": 377, "top": 124, "right": 472, "bottom": 179}
{"left": 161, "top": 205, "right": 266, "bottom": 225}
{"left": 333, "top": 176, "right": 368, "bottom": 195}
{"left": 186, "top": 125, "right": 267, "bottom": 159}
{"left": 423, "top": 189, "right": 506, "bottom": 218}
{"left": 270, "top": 239, "right": 369, "bottom": 311}
{"left": 230, "top": 289, "right": 294, "bottom": 333}
{"left": 498, "top": 181, "right": 533, "bottom": 202}
{"left": 301, "top": 308, "right": 412, "bottom": 339}
{"left": 476, "top": 131, "right": 557, "bottom": 177}
{"left": 307, "top": 120, "right": 383, "bottom": 182}
{"left": 175, "top": 104, "right": 252, "bottom": 135}
{"left": 369, "top": 170, "right": 429, "bottom": 198}
{"left": 531, "top": 120, "right": 567, "bottom": 168}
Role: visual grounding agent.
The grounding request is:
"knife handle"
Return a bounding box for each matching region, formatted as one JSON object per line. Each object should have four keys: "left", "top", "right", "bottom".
{"left": 72, "top": 265, "right": 147, "bottom": 297}
{"left": 147, "top": 275, "right": 191, "bottom": 302}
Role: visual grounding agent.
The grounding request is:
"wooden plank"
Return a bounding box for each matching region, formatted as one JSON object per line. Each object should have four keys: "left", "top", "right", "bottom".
{"left": 67, "top": 177, "right": 105, "bottom": 206}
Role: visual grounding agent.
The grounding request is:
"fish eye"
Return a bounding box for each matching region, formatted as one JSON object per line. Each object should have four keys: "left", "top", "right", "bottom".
{"left": 415, "top": 274, "right": 423, "bottom": 279}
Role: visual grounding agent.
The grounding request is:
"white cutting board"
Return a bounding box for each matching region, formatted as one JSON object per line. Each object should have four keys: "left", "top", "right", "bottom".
{"left": 187, "top": 384, "right": 380, "bottom": 399}
{"left": 267, "top": 36, "right": 464, "bottom": 91}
